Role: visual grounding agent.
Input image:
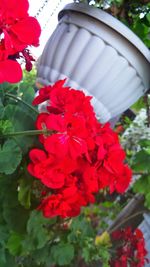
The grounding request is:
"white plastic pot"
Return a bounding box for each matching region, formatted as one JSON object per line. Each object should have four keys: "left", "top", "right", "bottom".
{"left": 37, "top": 3, "right": 150, "bottom": 123}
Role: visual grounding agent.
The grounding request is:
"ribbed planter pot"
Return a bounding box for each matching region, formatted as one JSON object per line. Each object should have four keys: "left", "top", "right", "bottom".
{"left": 37, "top": 3, "right": 150, "bottom": 123}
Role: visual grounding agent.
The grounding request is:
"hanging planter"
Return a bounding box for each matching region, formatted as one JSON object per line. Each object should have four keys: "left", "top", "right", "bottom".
{"left": 37, "top": 3, "right": 150, "bottom": 123}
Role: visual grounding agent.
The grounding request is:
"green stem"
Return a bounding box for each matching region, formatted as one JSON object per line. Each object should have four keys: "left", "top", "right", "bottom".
{"left": 1, "top": 129, "right": 53, "bottom": 137}
{"left": 5, "top": 93, "right": 39, "bottom": 114}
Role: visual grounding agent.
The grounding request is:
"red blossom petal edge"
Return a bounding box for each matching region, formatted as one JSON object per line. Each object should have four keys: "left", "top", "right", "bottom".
{"left": 0, "top": 60, "right": 22, "bottom": 83}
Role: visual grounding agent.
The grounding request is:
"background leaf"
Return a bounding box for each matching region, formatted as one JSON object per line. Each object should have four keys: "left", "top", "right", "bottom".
{"left": 25, "top": 210, "right": 56, "bottom": 250}
{"left": 18, "top": 177, "right": 33, "bottom": 209}
{"left": 0, "top": 139, "right": 22, "bottom": 174}
{"left": 4, "top": 104, "right": 38, "bottom": 154}
{"left": 7, "top": 232, "right": 23, "bottom": 256}
{"left": 50, "top": 243, "right": 74, "bottom": 266}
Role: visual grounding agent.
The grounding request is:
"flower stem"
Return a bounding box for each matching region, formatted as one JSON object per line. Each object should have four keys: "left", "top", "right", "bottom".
{"left": 1, "top": 129, "right": 53, "bottom": 137}
{"left": 5, "top": 93, "right": 39, "bottom": 114}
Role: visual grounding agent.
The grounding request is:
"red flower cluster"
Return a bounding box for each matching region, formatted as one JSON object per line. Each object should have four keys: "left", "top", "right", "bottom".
{"left": 28, "top": 80, "right": 132, "bottom": 218}
{"left": 0, "top": 0, "right": 41, "bottom": 83}
{"left": 110, "top": 227, "right": 148, "bottom": 267}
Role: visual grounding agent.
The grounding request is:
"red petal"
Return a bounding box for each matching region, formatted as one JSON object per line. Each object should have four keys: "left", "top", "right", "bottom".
{"left": 0, "top": 60, "right": 22, "bottom": 83}
{"left": 69, "top": 138, "right": 88, "bottom": 159}
{"left": 13, "top": 0, "right": 29, "bottom": 17}
{"left": 44, "top": 134, "right": 68, "bottom": 157}
{"left": 2, "top": 0, "right": 29, "bottom": 16}
{"left": 11, "top": 17, "right": 41, "bottom": 46}
{"left": 29, "top": 149, "right": 47, "bottom": 164}
{"left": 3, "top": 30, "right": 13, "bottom": 51}
{"left": 45, "top": 114, "right": 66, "bottom": 132}
{"left": 42, "top": 169, "right": 65, "bottom": 189}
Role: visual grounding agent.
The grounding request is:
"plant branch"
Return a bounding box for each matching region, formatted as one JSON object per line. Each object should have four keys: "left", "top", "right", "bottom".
{"left": 107, "top": 194, "right": 145, "bottom": 233}
{"left": 5, "top": 93, "right": 39, "bottom": 114}
{"left": 108, "top": 210, "right": 148, "bottom": 234}
{"left": 1, "top": 129, "right": 54, "bottom": 137}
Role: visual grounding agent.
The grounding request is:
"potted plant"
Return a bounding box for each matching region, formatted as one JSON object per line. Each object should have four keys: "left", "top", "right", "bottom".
{"left": 0, "top": 1, "right": 150, "bottom": 267}
{"left": 37, "top": 2, "right": 150, "bottom": 123}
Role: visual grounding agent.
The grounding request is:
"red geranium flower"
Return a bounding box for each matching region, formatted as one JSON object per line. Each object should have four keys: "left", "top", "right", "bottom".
{"left": 0, "top": 0, "right": 41, "bottom": 83}
{"left": 28, "top": 149, "right": 77, "bottom": 189}
{"left": 28, "top": 80, "right": 132, "bottom": 218}
{"left": 39, "top": 182, "right": 87, "bottom": 219}
{"left": 36, "top": 112, "right": 90, "bottom": 160}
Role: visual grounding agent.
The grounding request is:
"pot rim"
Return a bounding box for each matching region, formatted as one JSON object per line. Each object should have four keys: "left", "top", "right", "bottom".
{"left": 58, "top": 3, "right": 150, "bottom": 63}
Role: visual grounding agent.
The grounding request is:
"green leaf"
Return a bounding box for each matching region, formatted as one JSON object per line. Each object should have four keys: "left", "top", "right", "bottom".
{"left": 0, "top": 225, "right": 9, "bottom": 265}
{"left": 22, "top": 67, "right": 37, "bottom": 89}
{"left": 131, "top": 97, "right": 145, "bottom": 112}
{"left": 0, "top": 252, "right": 16, "bottom": 267}
{"left": 26, "top": 210, "right": 56, "bottom": 249}
{"left": 139, "top": 139, "right": 150, "bottom": 148}
{"left": 146, "top": 13, "right": 150, "bottom": 23}
{"left": 7, "top": 232, "right": 23, "bottom": 256}
{"left": 0, "top": 176, "right": 29, "bottom": 233}
{"left": 18, "top": 178, "right": 32, "bottom": 209}
{"left": 0, "top": 100, "right": 5, "bottom": 119}
{"left": 32, "top": 246, "right": 54, "bottom": 266}
{"left": 133, "top": 175, "right": 150, "bottom": 209}
{"left": 133, "top": 175, "right": 150, "bottom": 195}
{"left": 71, "top": 215, "right": 94, "bottom": 236}
{"left": 50, "top": 243, "right": 74, "bottom": 266}
{"left": 145, "top": 192, "right": 150, "bottom": 209}
{"left": 3, "top": 203, "right": 29, "bottom": 234}
{"left": 0, "top": 247, "right": 6, "bottom": 265}
{"left": 0, "top": 120, "right": 14, "bottom": 135}
{"left": 0, "top": 225, "right": 9, "bottom": 246}
{"left": 4, "top": 104, "right": 37, "bottom": 154}
{"left": 0, "top": 139, "right": 22, "bottom": 174}
{"left": 2, "top": 82, "right": 19, "bottom": 94}
{"left": 133, "top": 150, "right": 150, "bottom": 172}
{"left": 18, "top": 85, "right": 38, "bottom": 120}
{"left": 132, "top": 21, "right": 149, "bottom": 38}
{"left": 82, "top": 246, "right": 91, "bottom": 262}
{"left": 19, "top": 85, "right": 36, "bottom": 106}
{"left": 0, "top": 85, "right": 5, "bottom": 107}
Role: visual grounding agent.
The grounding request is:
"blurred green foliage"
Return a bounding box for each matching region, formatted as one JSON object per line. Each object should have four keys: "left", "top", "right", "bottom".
{"left": 75, "top": 0, "right": 150, "bottom": 47}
